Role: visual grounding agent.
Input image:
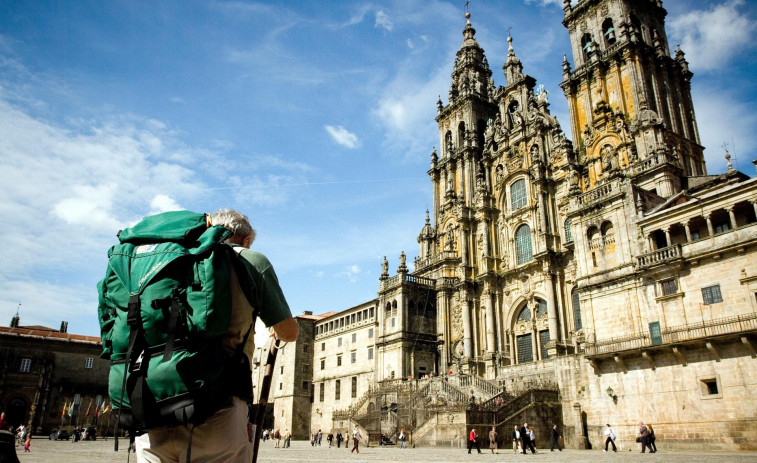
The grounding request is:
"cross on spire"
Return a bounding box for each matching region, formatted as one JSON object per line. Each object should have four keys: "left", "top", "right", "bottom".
{"left": 465, "top": 0, "right": 470, "bottom": 13}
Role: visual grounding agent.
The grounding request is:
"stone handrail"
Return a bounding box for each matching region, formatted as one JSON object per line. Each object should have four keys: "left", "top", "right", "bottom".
{"left": 414, "top": 251, "right": 459, "bottom": 271}
{"left": 636, "top": 244, "right": 682, "bottom": 268}
{"left": 575, "top": 181, "right": 614, "bottom": 207}
{"left": 381, "top": 273, "right": 436, "bottom": 290}
{"left": 456, "top": 374, "right": 499, "bottom": 397}
{"left": 584, "top": 312, "right": 757, "bottom": 357}
{"left": 662, "top": 312, "right": 757, "bottom": 342}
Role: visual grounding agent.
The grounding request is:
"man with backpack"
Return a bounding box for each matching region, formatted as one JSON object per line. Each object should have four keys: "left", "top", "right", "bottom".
{"left": 99, "top": 209, "right": 297, "bottom": 463}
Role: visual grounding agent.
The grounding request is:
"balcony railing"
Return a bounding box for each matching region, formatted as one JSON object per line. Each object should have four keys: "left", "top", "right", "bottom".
{"left": 636, "top": 244, "right": 682, "bottom": 268}
{"left": 575, "top": 181, "right": 614, "bottom": 208}
{"left": 584, "top": 312, "right": 757, "bottom": 357}
{"left": 414, "top": 251, "right": 459, "bottom": 271}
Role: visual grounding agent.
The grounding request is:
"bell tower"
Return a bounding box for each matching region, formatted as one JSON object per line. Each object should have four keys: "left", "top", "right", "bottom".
{"left": 560, "top": 0, "right": 705, "bottom": 197}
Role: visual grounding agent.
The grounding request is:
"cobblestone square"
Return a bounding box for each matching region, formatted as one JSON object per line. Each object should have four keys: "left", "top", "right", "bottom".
{"left": 9, "top": 438, "right": 757, "bottom": 463}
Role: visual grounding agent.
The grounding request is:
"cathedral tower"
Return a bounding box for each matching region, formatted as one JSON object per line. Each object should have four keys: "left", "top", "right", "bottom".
{"left": 560, "top": 0, "right": 705, "bottom": 197}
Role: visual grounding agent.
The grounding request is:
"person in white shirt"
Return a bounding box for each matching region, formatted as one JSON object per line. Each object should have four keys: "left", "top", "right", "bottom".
{"left": 604, "top": 423, "right": 617, "bottom": 452}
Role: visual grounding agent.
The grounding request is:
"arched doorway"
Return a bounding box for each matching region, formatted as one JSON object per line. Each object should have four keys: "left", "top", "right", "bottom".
{"left": 5, "top": 397, "right": 28, "bottom": 427}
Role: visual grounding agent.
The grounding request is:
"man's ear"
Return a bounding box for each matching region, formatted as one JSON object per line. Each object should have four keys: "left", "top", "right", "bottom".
{"left": 243, "top": 235, "right": 253, "bottom": 249}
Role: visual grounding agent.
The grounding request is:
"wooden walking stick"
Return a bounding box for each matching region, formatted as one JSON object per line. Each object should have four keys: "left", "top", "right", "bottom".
{"left": 251, "top": 336, "right": 280, "bottom": 463}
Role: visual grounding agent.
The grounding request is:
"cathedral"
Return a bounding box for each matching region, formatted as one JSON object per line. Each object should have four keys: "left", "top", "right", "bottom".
{"left": 264, "top": 0, "right": 757, "bottom": 450}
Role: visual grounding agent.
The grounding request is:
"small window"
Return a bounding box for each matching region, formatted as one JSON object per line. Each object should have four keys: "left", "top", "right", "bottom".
{"left": 368, "top": 328, "right": 374, "bottom": 338}
{"left": 337, "top": 355, "right": 342, "bottom": 366}
{"left": 714, "top": 222, "right": 730, "bottom": 234}
{"left": 302, "top": 364, "right": 310, "bottom": 373}
{"left": 279, "top": 382, "right": 283, "bottom": 390}
{"left": 303, "top": 344, "right": 309, "bottom": 353}
{"left": 320, "top": 359, "right": 325, "bottom": 370}
{"left": 351, "top": 351, "right": 356, "bottom": 364}
{"left": 280, "top": 366, "right": 284, "bottom": 374}
{"left": 564, "top": 218, "right": 573, "bottom": 243}
{"left": 369, "top": 307, "right": 375, "bottom": 318}
{"left": 368, "top": 347, "right": 374, "bottom": 360}
{"left": 19, "top": 358, "right": 31, "bottom": 373}
{"left": 338, "top": 337, "right": 342, "bottom": 347}
{"left": 702, "top": 285, "right": 723, "bottom": 305}
{"left": 319, "top": 383, "right": 325, "bottom": 402}
{"left": 357, "top": 312, "right": 362, "bottom": 322}
{"left": 85, "top": 357, "right": 94, "bottom": 369}
{"left": 351, "top": 333, "right": 356, "bottom": 343}
{"left": 321, "top": 342, "right": 325, "bottom": 351}
{"left": 700, "top": 378, "right": 720, "bottom": 396}
{"left": 303, "top": 381, "right": 309, "bottom": 391}
{"left": 511, "top": 179, "right": 527, "bottom": 210}
{"left": 335, "top": 379, "right": 341, "bottom": 400}
{"left": 351, "top": 376, "right": 358, "bottom": 398}
{"left": 661, "top": 279, "right": 678, "bottom": 296}
{"left": 391, "top": 318, "right": 396, "bottom": 327}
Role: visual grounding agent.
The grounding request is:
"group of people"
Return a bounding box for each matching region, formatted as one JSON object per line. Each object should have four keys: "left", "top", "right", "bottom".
{"left": 469, "top": 423, "right": 565, "bottom": 455}
{"left": 262, "top": 428, "right": 291, "bottom": 448}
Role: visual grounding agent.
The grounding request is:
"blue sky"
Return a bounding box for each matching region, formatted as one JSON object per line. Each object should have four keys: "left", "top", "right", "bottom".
{"left": 1, "top": 0, "right": 756, "bottom": 340}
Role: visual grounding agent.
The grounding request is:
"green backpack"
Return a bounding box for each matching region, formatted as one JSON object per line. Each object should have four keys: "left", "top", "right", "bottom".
{"left": 97, "top": 210, "right": 256, "bottom": 437}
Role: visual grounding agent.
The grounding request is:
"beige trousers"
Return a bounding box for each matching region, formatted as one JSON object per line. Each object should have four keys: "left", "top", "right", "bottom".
{"left": 135, "top": 397, "right": 252, "bottom": 463}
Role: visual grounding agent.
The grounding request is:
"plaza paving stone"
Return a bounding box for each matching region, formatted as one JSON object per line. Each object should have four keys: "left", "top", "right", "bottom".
{"left": 10, "top": 438, "right": 757, "bottom": 463}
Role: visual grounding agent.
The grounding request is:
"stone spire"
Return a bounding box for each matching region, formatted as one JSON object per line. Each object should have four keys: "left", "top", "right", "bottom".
{"left": 448, "top": 11, "right": 494, "bottom": 105}
{"left": 503, "top": 34, "right": 524, "bottom": 86}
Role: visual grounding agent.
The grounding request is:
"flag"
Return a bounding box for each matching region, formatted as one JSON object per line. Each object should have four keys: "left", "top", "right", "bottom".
{"left": 61, "top": 400, "right": 68, "bottom": 418}
{"left": 85, "top": 400, "right": 92, "bottom": 416}
{"left": 103, "top": 402, "right": 111, "bottom": 414}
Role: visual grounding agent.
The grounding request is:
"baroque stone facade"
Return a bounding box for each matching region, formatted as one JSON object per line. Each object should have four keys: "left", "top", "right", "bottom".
{"left": 261, "top": 0, "right": 757, "bottom": 450}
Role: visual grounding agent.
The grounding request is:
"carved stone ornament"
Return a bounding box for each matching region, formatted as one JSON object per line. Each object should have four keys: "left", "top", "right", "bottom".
{"left": 519, "top": 275, "right": 532, "bottom": 296}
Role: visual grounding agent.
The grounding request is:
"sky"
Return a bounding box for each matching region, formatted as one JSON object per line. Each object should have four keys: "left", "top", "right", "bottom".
{"left": 1, "top": 0, "right": 756, "bottom": 341}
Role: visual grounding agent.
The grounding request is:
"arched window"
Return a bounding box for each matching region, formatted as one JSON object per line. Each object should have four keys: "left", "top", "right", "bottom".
{"left": 517, "top": 306, "right": 531, "bottom": 322}
{"left": 564, "top": 217, "right": 573, "bottom": 243}
{"left": 536, "top": 299, "right": 548, "bottom": 318}
{"left": 602, "top": 18, "right": 616, "bottom": 46}
{"left": 511, "top": 179, "right": 527, "bottom": 210}
{"left": 445, "top": 131, "right": 453, "bottom": 156}
{"left": 581, "top": 33, "right": 594, "bottom": 60}
{"left": 515, "top": 224, "right": 533, "bottom": 264}
{"left": 458, "top": 121, "right": 466, "bottom": 148}
{"left": 572, "top": 290, "right": 583, "bottom": 331}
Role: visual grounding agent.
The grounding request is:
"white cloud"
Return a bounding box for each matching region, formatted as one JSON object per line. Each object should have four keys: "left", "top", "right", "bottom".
{"left": 375, "top": 10, "right": 393, "bottom": 32}
{"left": 692, "top": 85, "right": 757, "bottom": 174}
{"left": 325, "top": 125, "right": 361, "bottom": 149}
{"left": 373, "top": 63, "right": 448, "bottom": 161}
{"left": 149, "top": 194, "right": 183, "bottom": 214}
{"left": 669, "top": 0, "right": 757, "bottom": 72}
{"left": 525, "top": 0, "right": 563, "bottom": 6}
{"left": 340, "top": 264, "right": 364, "bottom": 283}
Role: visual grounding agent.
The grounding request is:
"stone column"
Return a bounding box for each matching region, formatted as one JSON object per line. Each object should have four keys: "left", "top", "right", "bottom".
{"left": 546, "top": 273, "right": 560, "bottom": 343}
{"left": 684, "top": 222, "right": 692, "bottom": 243}
{"left": 484, "top": 286, "right": 496, "bottom": 354}
{"left": 461, "top": 227, "right": 469, "bottom": 266}
{"left": 664, "top": 227, "right": 672, "bottom": 247}
{"left": 752, "top": 201, "right": 757, "bottom": 219}
{"left": 727, "top": 206, "right": 737, "bottom": 230}
{"left": 706, "top": 214, "right": 715, "bottom": 237}
{"left": 462, "top": 292, "right": 473, "bottom": 359}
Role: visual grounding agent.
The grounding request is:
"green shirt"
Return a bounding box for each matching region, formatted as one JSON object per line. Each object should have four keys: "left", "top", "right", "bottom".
{"left": 232, "top": 244, "right": 292, "bottom": 328}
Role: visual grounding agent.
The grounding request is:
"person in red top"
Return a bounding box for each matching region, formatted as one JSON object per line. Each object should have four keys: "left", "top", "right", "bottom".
{"left": 467, "top": 428, "right": 482, "bottom": 454}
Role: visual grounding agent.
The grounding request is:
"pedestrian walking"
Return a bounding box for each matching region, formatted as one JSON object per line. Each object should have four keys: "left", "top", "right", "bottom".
{"left": 550, "top": 424, "right": 562, "bottom": 451}
{"left": 336, "top": 432, "right": 343, "bottom": 448}
{"left": 603, "top": 424, "right": 618, "bottom": 452}
{"left": 351, "top": 426, "right": 361, "bottom": 454}
{"left": 520, "top": 423, "right": 536, "bottom": 454}
{"left": 489, "top": 427, "right": 499, "bottom": 454}
{"left": 24, "top": 434, "right": 31, "bottom": 452}
{"left": 467, "top": 428, "right": 482, "bottom": 454}
{"left": 399, "top": 429, "right": 407, "bottom": 448}
{"left": 648, "top": 424, "right": 658, "bottom": 452}
{"left": 511, "top": 425, "right": 521, "bottom": 453}
{"left": 638, "top": 422, "right": 654, "bottom": 453}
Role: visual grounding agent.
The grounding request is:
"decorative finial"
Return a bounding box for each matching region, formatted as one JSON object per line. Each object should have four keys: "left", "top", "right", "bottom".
{"left": 722, "top": 142, "right": 733, "bottom": 170}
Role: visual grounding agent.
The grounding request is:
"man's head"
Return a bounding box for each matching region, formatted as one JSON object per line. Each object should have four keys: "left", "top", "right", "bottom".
{"left": 212, "top": 208, "right": 256, "bottom": 248}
